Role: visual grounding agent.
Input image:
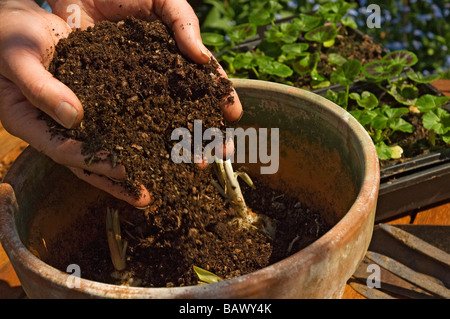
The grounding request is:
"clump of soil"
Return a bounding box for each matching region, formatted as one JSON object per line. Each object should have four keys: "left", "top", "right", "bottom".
{"left": 45, "top": 17, "right": 232, "bottom": 198}
{"left": 40, "top": 17, "right": 331, "bottom": 287}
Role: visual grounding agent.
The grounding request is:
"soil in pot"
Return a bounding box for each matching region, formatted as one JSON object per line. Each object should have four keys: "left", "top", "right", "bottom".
{"left": 34, "top": 17, "right": 331, "bottom": 287}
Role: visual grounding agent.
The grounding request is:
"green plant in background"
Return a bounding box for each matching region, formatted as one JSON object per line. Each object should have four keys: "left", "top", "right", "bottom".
{"left": 194, "top": 0, "right": 450, "bottom": 161}
{"left": 326, "top": 59, "right": 362, "bottom": 109}
{"left": 416, "top": 94, "right": 450, "bottom": 145}
{"left": 362, "top": 50, "right": 419, "bottom": 106}
{"left": 200, "top": 0, "right": 357, "bottom": 86}
{"left": 349, "top": 0, "right": 450, "bottom": 78}
{"left": 352, "top": 105, "right": 415, "bottom": 160}
{"left": 328, "top": 48, "right": 448, "bottom": 160}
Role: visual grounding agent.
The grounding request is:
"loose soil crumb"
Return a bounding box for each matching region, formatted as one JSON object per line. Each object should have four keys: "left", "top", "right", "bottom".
{"left": 38, "top": 17, "right": 331, "bottom": 287}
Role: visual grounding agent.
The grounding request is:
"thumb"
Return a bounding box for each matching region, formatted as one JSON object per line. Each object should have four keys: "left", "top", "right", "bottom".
{"left": 4, "top": 50, "right": 83, "bottom": 129}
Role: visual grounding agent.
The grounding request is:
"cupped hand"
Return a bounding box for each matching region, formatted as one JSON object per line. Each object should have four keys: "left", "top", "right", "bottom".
{"left": 0, "top": 0, "right": 241, "bottom": 208}
{"left": 47, "top": 0, "right": 243, "bottom": 121}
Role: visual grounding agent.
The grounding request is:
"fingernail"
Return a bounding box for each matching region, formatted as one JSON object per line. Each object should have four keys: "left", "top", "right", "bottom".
{"left": 56, "top": 101, "right": 78, "bottom": 128}
{"left": 198, "top": 40, "right": 211, "bottom": 63}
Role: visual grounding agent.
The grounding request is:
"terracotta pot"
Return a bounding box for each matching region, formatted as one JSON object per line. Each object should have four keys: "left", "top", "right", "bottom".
{"left": 0, "top": 79, "right": 379, "bottom": 298}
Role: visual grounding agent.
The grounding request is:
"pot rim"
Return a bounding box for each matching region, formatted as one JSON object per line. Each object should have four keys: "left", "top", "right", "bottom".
{"left": 0, "top": 79, "right": 379, "bottom": 298}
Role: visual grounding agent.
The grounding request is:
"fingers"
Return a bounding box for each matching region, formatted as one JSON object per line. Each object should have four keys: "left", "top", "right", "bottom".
{"left": 69, "top": 167, "right": 152, "bottom": 208}
{"left": 0, "top": 86, "right": 122, "bottom": 180}
{"left": 211, "top": 56, "right": 243, "bottom": 123}
{"left": 0, "top": 6, "right": 83, "bottom": 129}
{"left": 2, "top": 49, "right": 83, "bottom": 129}
{"left": 152, "top": 0, "right": 243, "bottom": 121}
{"left": 0, "top": 80, "right": 150, "bottom": 207}
{"left": 150, "top": 0, "right": 209, "bottom": 64}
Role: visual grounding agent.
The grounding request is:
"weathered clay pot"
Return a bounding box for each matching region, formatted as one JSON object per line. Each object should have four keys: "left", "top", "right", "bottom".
{"left": 0, "top": 79, "right": 379, "bottom": 298}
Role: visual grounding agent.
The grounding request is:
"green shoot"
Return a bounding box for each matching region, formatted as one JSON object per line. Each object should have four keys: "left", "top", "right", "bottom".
{"left": 193, "top": 265, "right": 223, "bottom": 284}
{"left": 213, "top": 157, "right": 250, "bottom": 219}
{"left": 106, "top": 208, "right": 127, "bottom": 271}
{"left": 212, "top": 157, "right": 276, "bottom": 239}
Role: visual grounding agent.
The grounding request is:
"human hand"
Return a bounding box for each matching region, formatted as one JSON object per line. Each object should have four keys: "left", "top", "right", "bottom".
{"left": 47, "top": 0, "right": 243, "bottom": 121}
{"left": 0, "top": 0, "right": 241, "bottom": 208}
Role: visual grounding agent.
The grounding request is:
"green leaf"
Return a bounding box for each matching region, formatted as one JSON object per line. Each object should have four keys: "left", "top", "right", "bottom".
{"left": 341, "top": 16, "right": 357, "bottom": 29}
{"left": 375, "top": 141, "right": 393, "bottom": 160}
{"left": 326, "top": 89, "right": 348, "bottom": 108}
{"left": 311, "top": 80, "right": 331, "bottom": 89}
{"left": 193, "top": 266, "right": 223, "bottom": 284}
{"left": 349, "top": 91, "right": 378, "bottom": 109}
{"left": 383, "top": 50, "right": 418, "bottom": 67}
{"left": 201, "top": 32, "right": 225, "bottom": 47}
{"left": 350, "top": 109, "right": 378, "bottom": 126}
{"left": 330, "top": 60, "right": 362, "bottom": 86}
{"left": 362, "top": 60, "right": 402, "bottom": 80}
{"left": 390, "top": 84, "right": 418, "bottom": 106}
{"left": 385, "top": 107, "right": 409, "bottom": 119}
{"left": 371, "top": 113, "right": 389, "bottom": 130}
{"left": 422, "top": 108, "right": 450, "bottom": 135}
{"left": 389, "top": 118, "right": 415, "bottom": 133}
{"left": 304, "top": 24, "right": 337, "bottom": 43}
{"left": 323, "top": 39, "right": 335, "bottom": 48}
{"left": 201, "top": 5, "right": 232, "bottom": 32}
{"left": 318, "top": 1, "right": 353, "bottom": 23}
{"left": 293, "top": 52, "right": 319, "bottom": 74}
{"left": 281, "top": 43, "right": 309, "bottom": 56}
{"left": 259, "top": 61, "right": 293, "bottom": 77}
{"left": 233, "top": 51, "right": 257, "bottom": 70}
{"left": 253, "top": 54, "right": 274, "bottom": 65}
{"left": 249, "top": 1, "right": 283, "bottom": 26}
{"left": 249, "top": 9, "right": 273, "bottom": 26}
{"left": 328, "top": 53, "right": 347, "bottom": 66}
{"left": 442, "top": 133, "right": 450, "bottom": 144}
{"left": 311, "top": 72, "right": 330, "bottom": 89}
{"left": 293, "top": 14, "right": 322, "bottom": 32}
{"left": 228, "top": 24, "right": 257, "bottom": 43}
{"left": 416, "top": 94, "right": 450, "bottom": 112}
{"left": 266, "top": 23, "right": 300, "bottom": 44}
{"left": 406, "top": 70, "right": 440, "bottom": 84}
